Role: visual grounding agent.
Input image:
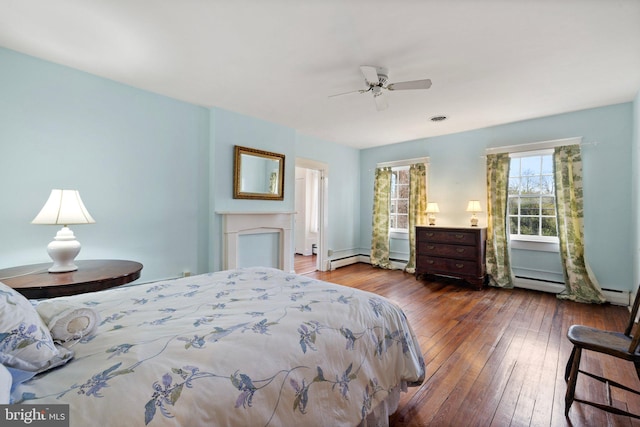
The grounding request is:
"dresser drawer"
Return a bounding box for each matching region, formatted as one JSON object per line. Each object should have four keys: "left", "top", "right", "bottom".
{"left": 417, "top": 256, "right": 479, "bottom": 276}
{"left": 418, "top": 242, "right": 477, "bottom": 260}
{"left": 417, "top": 228, "right": 478, "bottom": 246}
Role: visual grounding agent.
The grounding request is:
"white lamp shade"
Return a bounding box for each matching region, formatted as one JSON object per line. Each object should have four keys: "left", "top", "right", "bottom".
{"left": 426, "top": 202, "right": 440, "bottom": 213}
{"left": 466, "top": 200, "right": 482, "bottom": 213}
{"left": 32, "top": 189, "right": 95, "bottom": 225}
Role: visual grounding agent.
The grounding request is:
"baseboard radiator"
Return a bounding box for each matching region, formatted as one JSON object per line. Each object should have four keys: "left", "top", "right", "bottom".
{"left": 329, "top": 254, "right": 406, "bottom": 271}
{"left": 327, "top": 257, "right": 631, "bottom": 307}
{"left": 515, "top": 276, "right": 630, "bottom": 306}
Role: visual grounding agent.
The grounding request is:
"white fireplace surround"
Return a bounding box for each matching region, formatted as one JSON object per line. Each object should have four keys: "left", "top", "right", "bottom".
{"left": 219, "top": 212, "right": 294, "bottom": 273}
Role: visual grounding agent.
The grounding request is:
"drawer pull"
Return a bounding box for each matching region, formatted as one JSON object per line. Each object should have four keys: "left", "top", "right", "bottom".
{"left": 454, "top": 234, "right": 465, "bottom": 239}
{"left": 427, "top": 245, "right": 435, "bottom": 250}
{"left": 455, "top": 263, "right": 465, "bottom": 269}
{"left": 427, "top": 260, "right": 434, "bottom": 264}
{"left": 456, "top": 248, "right": 466, "bottom": 253}
{"left": 426, "top": 232, "right": 434, "bottom": 237}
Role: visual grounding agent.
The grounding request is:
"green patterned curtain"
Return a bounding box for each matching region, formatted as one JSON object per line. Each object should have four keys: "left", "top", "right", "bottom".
{"left": 554, "top": 145, "right": 605, "bottom": 303}
{"left": 486, "top": 153, "right": 515, "bottom": 288}
{"left": 405, "top": 163, "right": 427, "bottom": 273}
{"left": 370, "top": 167, "right": 392, "bottom": 269}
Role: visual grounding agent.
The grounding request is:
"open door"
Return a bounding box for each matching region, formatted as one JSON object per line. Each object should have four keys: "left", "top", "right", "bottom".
{"left": 294, "top": 158, "right": 328, "bottom": 272}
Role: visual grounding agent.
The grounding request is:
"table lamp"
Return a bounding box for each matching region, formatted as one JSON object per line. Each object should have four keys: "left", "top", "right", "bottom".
{"left": 466, "top": 200, "right": 482, "bottom": 227}
{"left": 426, "top": 202, "right": 439, "bottom": 226}
{"left": 32, "top": 189, "right": 95, "bottom": 273}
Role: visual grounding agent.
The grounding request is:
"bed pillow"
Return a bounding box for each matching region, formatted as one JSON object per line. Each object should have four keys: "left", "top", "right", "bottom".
{"left": 0, "top": 281, "right": 63, "bottom": 372}
{"left": 37, "top": 300, "right": 100, "bottom": 342}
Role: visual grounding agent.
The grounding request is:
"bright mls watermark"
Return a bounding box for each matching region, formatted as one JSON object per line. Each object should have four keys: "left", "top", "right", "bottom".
{"left": 1, "top": 405, "right": 69, "bottom": 426}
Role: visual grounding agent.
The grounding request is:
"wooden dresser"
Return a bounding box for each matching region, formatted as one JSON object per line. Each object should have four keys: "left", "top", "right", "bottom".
{"left": 416, "top": 226, "right": 487, "bottom": 289}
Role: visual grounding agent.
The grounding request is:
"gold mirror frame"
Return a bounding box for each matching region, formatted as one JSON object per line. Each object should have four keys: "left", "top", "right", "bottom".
{"left": 233, "top": 145, "right": 285, "bottom": 200}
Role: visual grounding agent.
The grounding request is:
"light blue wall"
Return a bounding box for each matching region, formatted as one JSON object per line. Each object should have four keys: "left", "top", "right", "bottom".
{"left": 295, "top": 133, "right": 361, "bottom": 259}
{"left": 0, "top": 47, "right": 210, "bottom": 282}
{"left": 633, "top": 90, "right": 640, "bottom": 292}
{"left": 360, "top": 103, "right": 634, "bottom": 291}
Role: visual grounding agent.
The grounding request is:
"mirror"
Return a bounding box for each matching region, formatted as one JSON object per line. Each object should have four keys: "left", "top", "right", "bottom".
{"left": 233, "top": 145, "right": 285, "bottom": 200}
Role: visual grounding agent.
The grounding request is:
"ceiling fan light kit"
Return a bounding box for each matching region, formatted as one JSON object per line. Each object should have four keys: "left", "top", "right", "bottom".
{"left": 331, "top": 65, "right": 432, "bottom": 111}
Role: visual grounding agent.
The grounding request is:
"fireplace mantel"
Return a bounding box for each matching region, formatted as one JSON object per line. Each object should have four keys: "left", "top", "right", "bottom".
{"left": 218, "top": 212, "right": 294, "bottom": 273}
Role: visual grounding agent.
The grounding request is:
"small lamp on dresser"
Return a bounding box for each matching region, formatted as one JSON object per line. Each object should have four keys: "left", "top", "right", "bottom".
{"left": 32, "top": 189, "right": 96, "bottom": 273}
{"left": 426, "top": 202, "right": 440, "bottom": 226}
{"left": 466, "top": 200, "right": 482, "bottom": 227}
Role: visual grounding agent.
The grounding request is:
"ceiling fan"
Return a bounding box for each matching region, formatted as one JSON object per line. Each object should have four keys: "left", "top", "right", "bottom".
{"left": 330, "top": 65, "right": 432, "bottom": 111}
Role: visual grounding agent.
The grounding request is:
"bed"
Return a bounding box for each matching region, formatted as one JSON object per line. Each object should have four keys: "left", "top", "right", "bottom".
{"left": 1, "top": 267, "right": 425, "bottom": 426}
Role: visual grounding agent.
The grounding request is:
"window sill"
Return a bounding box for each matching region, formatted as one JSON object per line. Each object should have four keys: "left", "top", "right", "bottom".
{"left": 510, "top": 237, "right": 559, "bottom": 253}
{"left": 390, "top": 230, "right": 409, "bottom": 240}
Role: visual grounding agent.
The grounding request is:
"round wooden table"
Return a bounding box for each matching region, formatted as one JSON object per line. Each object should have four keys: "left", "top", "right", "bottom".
{"left": 0, "top": 259, "right": 143, "bottom": 299}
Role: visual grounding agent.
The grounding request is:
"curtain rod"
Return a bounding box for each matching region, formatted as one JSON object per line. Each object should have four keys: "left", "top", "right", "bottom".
{"left": 485, "top": 137, "right": 584, "bottom": 155}
{"left": 376, "top": 156, "right": 429, "bottom": 168}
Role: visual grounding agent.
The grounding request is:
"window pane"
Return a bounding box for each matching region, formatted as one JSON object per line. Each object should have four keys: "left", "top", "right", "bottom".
{"left": 520, "top": 217, "right": 539, "bottom": 236}
{"left": 508, "top": 198, "right": 519, "bottom": 215}
{"left": 541, "top": 197, "right": 556, "bottom": 216}
{"left": 398, "top": 184, "right": 409, "bottom": 199}
{"left": 390, "top": 173, "right": 398, "bottom": 197}
{"left": 509, "top": 158, "right": 520, "bottom": 177}
{"left": 509, "top": 216, "right": 519, "bottom": 235}
{"left": 540, "top": 175, "right": 554, "bottom": 194}
{"left": 397, "top": 199, "right": 408, "bottom": 214}
{"left": 523, "top": 176, "right": 541, "bottom": 194}
{"left": 521, "top": 156, "right": 541, "bottom": 176}
{"left": 520, "top": 197, "right": 540, "bottom": 216}
{"left": 541, "top": 156, "right": 553, "bottom": 174}
{"left": 508, "top": 178, "right": 520, "bottom": 195}
{"left": 398, "top": 170, "right": 410, "bottom": 184}
{"left": 541, "top": 217, "right": 557, "bottom": 236}
{"left": 397, "top": 214, "right": 408, "bottom": 229}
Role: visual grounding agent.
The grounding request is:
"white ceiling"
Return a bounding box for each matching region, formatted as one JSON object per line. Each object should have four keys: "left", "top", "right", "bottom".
{"left": 1, "top": 0, "right": 639, "bottom": 149}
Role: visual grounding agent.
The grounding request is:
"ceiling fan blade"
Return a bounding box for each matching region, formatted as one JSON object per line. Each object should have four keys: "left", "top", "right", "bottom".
{"left": 387, "top": 79, "right": 432, "bottom": 91}
{"left": 374, "top": 93, "right": 388, "bottom": 111}
{"left": 360, "top": 65, "right": 381, "bottom": 85}
{"left": 328, "top": 88, "right": 368, "bottom": 98}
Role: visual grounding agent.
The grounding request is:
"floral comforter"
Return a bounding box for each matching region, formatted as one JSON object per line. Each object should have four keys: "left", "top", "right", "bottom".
{"left": 14, "top": 267, "right": 425, "bottom": 426}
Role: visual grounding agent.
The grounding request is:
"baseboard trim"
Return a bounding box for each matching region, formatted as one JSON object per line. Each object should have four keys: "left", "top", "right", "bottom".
{"left": 328, "top": 254, "right": 407, "bottom": 271}
{"left": 514, "top": 277, "right": 630, "bottom": 306}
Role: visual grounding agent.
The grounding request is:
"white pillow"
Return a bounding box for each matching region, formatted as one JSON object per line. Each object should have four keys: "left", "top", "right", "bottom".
{"left": 36, "top": 300, "right": 100, "bottom": 342}
{"left": 0, "top": 364, "right": 10, "bottom": 404}
{"left": 0, "top": 281, "right": 64, "bottom": 372}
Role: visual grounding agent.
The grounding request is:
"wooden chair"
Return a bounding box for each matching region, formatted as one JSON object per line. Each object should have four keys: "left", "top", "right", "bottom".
{"left": 565, "top": 289, "right": 640, "bottom": 419}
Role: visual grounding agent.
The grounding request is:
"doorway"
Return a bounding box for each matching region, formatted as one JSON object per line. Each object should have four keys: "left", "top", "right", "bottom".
{"left": 294, "top": 158, "right": 328, "bottom": 273}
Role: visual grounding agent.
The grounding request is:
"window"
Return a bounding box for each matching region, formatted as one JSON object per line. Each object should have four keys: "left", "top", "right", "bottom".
{"left": 389, "top": 166, "right": 410, "bottom": 232}
{"left": 508, "top": 150, "right": 558, "bottom": 241}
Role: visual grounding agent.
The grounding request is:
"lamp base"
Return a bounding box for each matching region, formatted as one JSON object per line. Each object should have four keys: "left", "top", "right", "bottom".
{"left": 47, "top": 226, "right": 81, "bottom": 273}
{"left": 470, "top": 214, "right": 479, "bottom": 227}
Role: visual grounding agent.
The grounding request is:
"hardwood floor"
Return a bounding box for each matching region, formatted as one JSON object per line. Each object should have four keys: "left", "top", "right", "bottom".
{"left": 301, "top": 263, "right": 640, "bottom": 427}
{"left": 294, "top": 254, "right": 317, "bottom": 274}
